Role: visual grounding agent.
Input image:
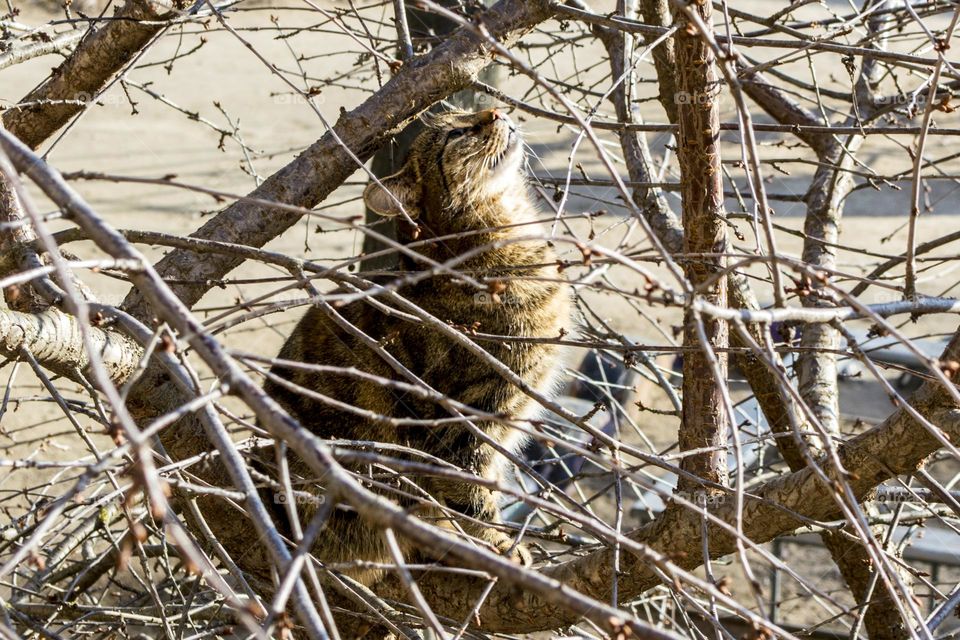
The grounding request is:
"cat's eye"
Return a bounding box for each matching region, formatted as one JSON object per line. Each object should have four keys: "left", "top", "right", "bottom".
{"left": 448, "top": 128, "right": 466, "bottom": 139}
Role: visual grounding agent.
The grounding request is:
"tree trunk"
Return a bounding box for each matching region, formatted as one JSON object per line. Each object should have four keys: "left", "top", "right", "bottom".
{"left": 673, "top": 2, "right": 728, "bottom": 493}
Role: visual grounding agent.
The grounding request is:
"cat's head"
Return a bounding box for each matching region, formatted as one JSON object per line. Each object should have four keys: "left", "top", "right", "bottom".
{"left": 363, "top": 108, "right": 525, "bottom": 221}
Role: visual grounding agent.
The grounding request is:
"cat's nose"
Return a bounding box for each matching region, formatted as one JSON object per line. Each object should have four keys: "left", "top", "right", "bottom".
{"left": 480, "top": 108, "right": 506, "bottom": 124}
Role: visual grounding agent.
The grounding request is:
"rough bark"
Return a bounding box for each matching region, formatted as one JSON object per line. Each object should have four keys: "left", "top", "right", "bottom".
{"left": 673, "top": 2, "right": 729, "bottom": 492}
{"left": 638, "top": 7, "right": 916, "bottom": 634}
{"left": 610, "top": 0, "right": 811, "bottom": 474}
{"left": 598, "top": 22, "right": 863, "bottom": 622}
{"left": 0, "top": 177, "right": 45, "bottom": 310}
{"left": 605, "top": 1, "right": 858, "bottom": 579}
{"left": 0, "top": 308, "right": 141, "bottom": 383}
{"left": 638, "top": 0, "right": 678, "bottom": 124}
{"left": 2, "top": 0, "right": 183, "bottom": 149}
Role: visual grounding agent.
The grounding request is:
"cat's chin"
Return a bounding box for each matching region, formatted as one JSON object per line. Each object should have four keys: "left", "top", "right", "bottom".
{"left": 484, "top": 136, "right": 523, "bottom": 189}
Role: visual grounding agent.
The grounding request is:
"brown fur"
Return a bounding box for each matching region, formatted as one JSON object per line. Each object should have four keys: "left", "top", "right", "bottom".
{"left": 263, "top": 109, "right": 570, "bottom": 588}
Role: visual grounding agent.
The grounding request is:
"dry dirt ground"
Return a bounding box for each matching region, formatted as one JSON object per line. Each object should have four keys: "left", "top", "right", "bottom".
{"left": 3, "top": 0, "right": 960, "bottom": 636}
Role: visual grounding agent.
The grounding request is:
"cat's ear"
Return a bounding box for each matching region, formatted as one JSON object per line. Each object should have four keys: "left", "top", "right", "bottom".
{"left": 363, "top": 169, "right": 421, "bottom": 218}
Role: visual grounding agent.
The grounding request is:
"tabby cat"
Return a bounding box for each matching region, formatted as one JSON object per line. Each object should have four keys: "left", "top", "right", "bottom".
{"left": 264, "top": 108, "right": 570, "bottom": 588}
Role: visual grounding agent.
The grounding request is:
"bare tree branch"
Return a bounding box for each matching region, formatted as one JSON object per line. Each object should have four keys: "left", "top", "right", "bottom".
{"left": 2, "top": 0, "right": 185, "bottom": 149}
{"left": 0, "top": 308, "right": 140, "bottom": 383}
{"left": 5, "top": 1, "right": 960, "bottom": 637}
{"left": 119, "top": 0, "right": 555, "bottom": 320}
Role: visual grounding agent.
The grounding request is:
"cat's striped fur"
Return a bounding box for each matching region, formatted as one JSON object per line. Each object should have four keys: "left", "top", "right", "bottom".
{"left": 263, "top": 108, "right": 570, "bottom": 588}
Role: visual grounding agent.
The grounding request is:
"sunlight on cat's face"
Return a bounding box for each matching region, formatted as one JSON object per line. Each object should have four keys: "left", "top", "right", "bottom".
{"left": 430, "top": 108, "right": 524, "bottom": 194}
{"left": 363, "top": 108, "right": 526, "bottom": 220}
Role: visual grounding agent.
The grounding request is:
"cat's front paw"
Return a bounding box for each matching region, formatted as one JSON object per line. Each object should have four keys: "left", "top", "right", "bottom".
{"left": 487, "top": 530, "right": 532, "bottom": 567}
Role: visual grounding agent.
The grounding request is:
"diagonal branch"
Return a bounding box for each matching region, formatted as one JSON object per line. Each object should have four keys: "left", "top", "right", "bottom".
{"left": 3, "top": 1, "right": 952, "bottom": 635}
{"left": 1, "top": 294, "right": 958, "bottom": 634}
{"left": 400, "top": 354, "right": 960, "bottom": 632}
{"left": 119, "top": 0, "right": 556, "bottom": 320}
{"left": 0, "top": 111, "right": 680, "bottom": 640}
{"left": 736, "top": 60, "right": 833, "bottom": 156}
{"left": 2, "top": 0, "right": 185, "bottom": 150}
